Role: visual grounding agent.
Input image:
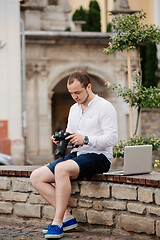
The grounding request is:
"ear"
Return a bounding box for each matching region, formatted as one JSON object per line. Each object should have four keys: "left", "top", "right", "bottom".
{"left": 87, "top": 83, "right": 91, "bottom": 89}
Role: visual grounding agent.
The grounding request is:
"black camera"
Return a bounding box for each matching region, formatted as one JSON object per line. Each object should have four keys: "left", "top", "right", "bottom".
{"left": 54, "top": 130, "right": 71, "bottom": 158}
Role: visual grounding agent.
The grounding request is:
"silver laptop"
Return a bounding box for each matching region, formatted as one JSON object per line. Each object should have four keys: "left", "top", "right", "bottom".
{"left": 104, "top": 145, "right": 152, "bottom": 176}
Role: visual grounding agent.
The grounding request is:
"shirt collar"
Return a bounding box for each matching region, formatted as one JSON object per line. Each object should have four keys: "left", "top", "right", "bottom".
{"left": 88, "top": 94, "right": 98, "bottom": 107}
{"left": 78, "top": 94, "right": 98, "bottom": 108}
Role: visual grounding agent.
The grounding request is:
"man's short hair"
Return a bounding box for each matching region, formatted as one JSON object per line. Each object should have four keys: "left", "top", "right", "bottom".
{"left": 68, "top": 71, "right": 91, "bottom": 88}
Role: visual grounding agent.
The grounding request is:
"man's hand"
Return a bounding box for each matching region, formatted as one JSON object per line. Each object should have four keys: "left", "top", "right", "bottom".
{"left": 65, "top": 132, "right": 84, "bottom": 146}
{"left": 51, "top": 135, "right": 59, "bottom": 146}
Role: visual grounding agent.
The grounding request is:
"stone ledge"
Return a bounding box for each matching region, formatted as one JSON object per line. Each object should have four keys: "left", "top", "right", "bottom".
{"left": 0, "top": 166, "right": 160, "bottom": 188}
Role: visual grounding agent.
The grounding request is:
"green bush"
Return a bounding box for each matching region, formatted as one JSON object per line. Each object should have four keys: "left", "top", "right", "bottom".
{"left": 106, "top": 73, "right": 160, "bottom": 135}
{"left": 140, "top": 42, "right": 159, "bottom": 87}
{"left": 113, "top": 136, "right": 160, "bottom": 158}
{"left": 72, "top": 6, "right": 87, "bottom": 22}
{"left": 86, "top": 0, "right": 101, "bottom": 32}
{"left": 72, "top": 0, "right": 101, "bottom": 32}
{"left": 106, "top": 23, "right": 112, "bottom": 32}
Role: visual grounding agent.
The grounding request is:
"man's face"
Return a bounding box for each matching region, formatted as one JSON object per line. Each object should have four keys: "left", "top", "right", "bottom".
{"left": 67, "top": 79, "right": 90, "bottom": 104}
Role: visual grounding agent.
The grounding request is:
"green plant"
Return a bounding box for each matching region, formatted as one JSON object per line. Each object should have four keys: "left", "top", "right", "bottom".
{"left": 140, "top": 42, "right": 159, "bottom": 87}
{"left": 113, "top": 136, "right": 160, "bottom": 158}
{"left": 106, "top": 23, "right": 112, "bottom": 32}
{"left": 72, "top": 6, "right": 87, "bottom": 22}
{"left": 106, "top": 72, "right": 160, "bottom": 135}
{"left": 86, "top": 0, "right": 101, "bottom": 32}
{"left": 103, "top": 10, "right": 160, "bottom": 55}
{"left": 103, "top": 10, "right": 160, "bottom": 137}
{"left": 72, "top": 1, "right": 101, "bottom": 32}
{"left": 153, "top": 159, "right": 160, "bottom": 172}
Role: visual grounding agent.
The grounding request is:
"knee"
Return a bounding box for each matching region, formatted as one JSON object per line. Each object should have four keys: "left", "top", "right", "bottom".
{"left": 55, "top": 163, "right": 68, "bottom": 180}
{"left": 30, "top": 169, "right": 40, "bottom": 187}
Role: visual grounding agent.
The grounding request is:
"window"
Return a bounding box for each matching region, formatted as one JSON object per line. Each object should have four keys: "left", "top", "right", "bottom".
{"left": 48, "top": 0, "right": 58, "bottom": 5}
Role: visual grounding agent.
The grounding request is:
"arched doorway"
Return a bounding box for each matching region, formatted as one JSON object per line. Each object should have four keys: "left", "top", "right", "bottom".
{"left": 51, "top": 73, "right": 108, "bottom": 154}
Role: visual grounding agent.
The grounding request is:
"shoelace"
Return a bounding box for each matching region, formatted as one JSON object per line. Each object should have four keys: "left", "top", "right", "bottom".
{"left": 48, "top": 225, "right": 61, "bottom": 231}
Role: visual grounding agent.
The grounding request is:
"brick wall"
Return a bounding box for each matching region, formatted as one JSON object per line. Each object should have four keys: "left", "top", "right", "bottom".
{"left": 1, "top": 173, "right": 160, "bottom": 239}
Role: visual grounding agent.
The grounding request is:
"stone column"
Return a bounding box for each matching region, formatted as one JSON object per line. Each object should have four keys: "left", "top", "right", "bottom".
{"left": 26, "top": 64, "right": 39, "bottom": 161}
{"left": 37, "top": 65, "right": 52, "bottom": 161}
{"left": 26, "top": 64, "right": 53, "bottom": 164}
{"left": 114, "top": 58, "right": 129, "bottom": 140}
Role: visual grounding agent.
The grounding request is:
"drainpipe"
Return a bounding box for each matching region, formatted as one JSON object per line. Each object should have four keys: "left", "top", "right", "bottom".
{"left": 20, "top": 18, "right": 27, "bottom": 165}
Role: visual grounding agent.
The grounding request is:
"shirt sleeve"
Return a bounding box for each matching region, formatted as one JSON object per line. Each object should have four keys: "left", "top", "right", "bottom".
{"left": 66, "top": 106, "right": 74, "bottom": 133}
{"left": 88, "top": 103, "right": 118, "bottom": 150}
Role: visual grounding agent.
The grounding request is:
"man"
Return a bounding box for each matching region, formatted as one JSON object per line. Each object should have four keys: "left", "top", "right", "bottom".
{"left": 30, "top": 71, "right": 118, "bottom": 239}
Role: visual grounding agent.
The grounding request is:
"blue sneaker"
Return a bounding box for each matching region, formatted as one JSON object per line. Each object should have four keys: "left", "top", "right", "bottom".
{"left": 63, "top": 217, "right": 78, "bottom": 231}
{"left": 43, "top": 224, "right": 51, "bottom": 234}
{"left": 45, "top": 224, "right": 64, "bottom": 239}
{"left": 43, "top": 218, "right": 78, "bottom": 234}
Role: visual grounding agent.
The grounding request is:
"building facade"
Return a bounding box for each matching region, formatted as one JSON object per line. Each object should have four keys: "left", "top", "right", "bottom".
{"left": 0, "top": 0, "right": 24, "bottom": 164}
{"left": 2, "top": 0, "right": 159, "bottom": 164}
{"left": 20, "top": 0, "right": 140, "bottom": 164}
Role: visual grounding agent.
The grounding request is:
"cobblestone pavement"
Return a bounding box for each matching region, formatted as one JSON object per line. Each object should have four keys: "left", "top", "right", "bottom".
{"left": 0, "top": 224, "right": 128, "bottom": 240}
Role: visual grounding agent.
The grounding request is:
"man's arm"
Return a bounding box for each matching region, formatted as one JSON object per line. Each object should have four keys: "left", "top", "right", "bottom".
{"left": 88, "top": 105, "right": 118, "bottom": 149}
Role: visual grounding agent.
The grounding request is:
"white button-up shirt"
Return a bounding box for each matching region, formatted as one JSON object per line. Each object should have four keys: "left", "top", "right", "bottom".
{"left": 66, "top": 95, "right": 118, "bottom": 162}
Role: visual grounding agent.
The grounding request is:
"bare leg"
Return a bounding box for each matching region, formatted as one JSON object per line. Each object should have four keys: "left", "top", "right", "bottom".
{"left": 53, "top": 160, "right": 79, "bottom": 223}
{"left": 30, "top": 166, "right": 71, "bottom": 215}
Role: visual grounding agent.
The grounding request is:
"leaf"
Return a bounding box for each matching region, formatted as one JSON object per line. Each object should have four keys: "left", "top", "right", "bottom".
{"left": 104, "top": 10, "right": 160, "bottom": 55}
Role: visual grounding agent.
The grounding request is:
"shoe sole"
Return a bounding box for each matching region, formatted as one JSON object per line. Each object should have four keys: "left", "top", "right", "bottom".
{"left": 43, "top": 223, "right": 78, "bottom": 234}
{"left": 45, "top": 232, "right": 64, "bottom": 239}
{"left": 43, "top": 229, "right": 48, "bottom": 234}
{"left": 63, "top": 223, "right": 78, "bottom": 231}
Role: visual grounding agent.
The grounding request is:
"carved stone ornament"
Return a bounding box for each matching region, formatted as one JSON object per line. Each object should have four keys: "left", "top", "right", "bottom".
{"left": 26, "top": 63, "right": 49, "bottom": 80}
{"left": 0, "top": 40, "right": 6, "bottom": 49}
{"left": 113, "top": 0, "right": 130, "bottom": 10}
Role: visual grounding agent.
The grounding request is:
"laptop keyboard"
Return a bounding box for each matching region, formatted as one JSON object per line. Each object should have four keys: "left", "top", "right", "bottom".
{"left": 103, "top": 171, "right": 124, "bottom": 175}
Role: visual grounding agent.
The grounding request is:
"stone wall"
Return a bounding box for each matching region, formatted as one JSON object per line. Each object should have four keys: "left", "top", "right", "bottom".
{"left": 141, "top": 109, "right": 160, "bottom": 137}
{"left": 0, "top": 174, "right": 160, "bottom": 239}
{"left": 141, "top": 108, "right": 160, "bottom": 161}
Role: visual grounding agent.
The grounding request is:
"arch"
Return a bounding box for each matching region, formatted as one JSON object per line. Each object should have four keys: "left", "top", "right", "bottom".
{"left": 48, "top": 63, "right": 112, "bottom": 96}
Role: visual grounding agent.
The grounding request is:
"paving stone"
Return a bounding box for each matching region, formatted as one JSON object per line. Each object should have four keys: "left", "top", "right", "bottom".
{"left": 28, "top": 193, "right": 47, "bottom": 204}
{"left": 112, "top": 184, "right": 137, "bottom": 200}
{"left": 103, "top": 200, "right": 127, "bottom": 211}
{"left": 78, "top": 199, "right": 92, "bottom": 208}
{"left": 0, "top": 224, "right": 128, "bottom": 240}
{"left": 0, "top": 202, "right": 13, "bottom": 214}
{"left": 127, "top": 203, "right": 146, "bottom": 214}
{"left": 155, "top": 189, "right": 160, "bottom": 205}
{"left": 147, "top": 206, "right": 160, "bottom": 216}
{"left": 0, "top": 177, "right": 11, "bottom": 190}
{"left": 72, "top": 208, "right": 87, "bottom": 223}
{"left": 1, "top": 191, "right": 29, "bottom": 202}
{"left": 12, "top": 178, "right": 34, "bottom": 193}
{"left": 14, "top": 203, "right": 41, "bottom": 218}
{"left": 87, "top": 209, "right": 114, "bottom": 226}
{"left": 80, "top": 182, "right": 110, "bottom": 198}
{"left": 68, "top": 197, "right": 78, "bottom": 207}
{"left": 138, "top": 187, "right": 154, "bottom": 203}
{"left": 156, "top": 220, "right": 160, "bottom": 237}
{"left": 119, "top": 214, "right": 155, "bottom": 235}
{"left": 42, "top": 205, "right": 55, "bottom": 219}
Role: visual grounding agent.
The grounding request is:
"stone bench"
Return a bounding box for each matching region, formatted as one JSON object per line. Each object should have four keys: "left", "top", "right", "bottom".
{"left": 0, "top": 165, "right": 160, "bottom": 239}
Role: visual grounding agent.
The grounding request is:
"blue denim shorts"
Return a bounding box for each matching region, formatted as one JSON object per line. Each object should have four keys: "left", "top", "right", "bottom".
{"left": 47, "top": 152, "right": 111, "bottom": 180}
